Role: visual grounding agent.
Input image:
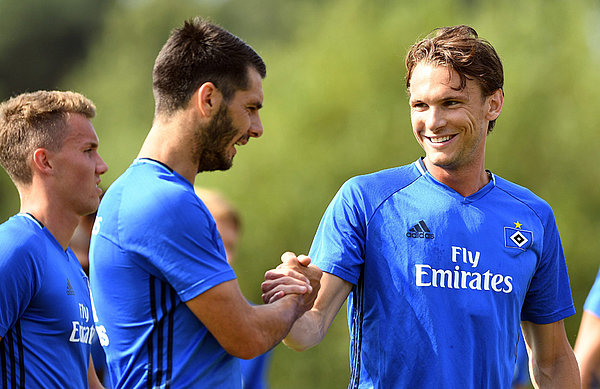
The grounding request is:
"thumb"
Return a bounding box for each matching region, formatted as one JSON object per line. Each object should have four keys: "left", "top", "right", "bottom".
{"left": 297, "top": 255, "right": 311, "bottom": 267}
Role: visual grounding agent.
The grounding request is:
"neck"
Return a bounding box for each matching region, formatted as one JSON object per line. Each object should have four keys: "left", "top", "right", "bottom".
{"left": 19, "top": 187, "right": 79, "bottom": 250}
{"left": 138, "top": 112, "right": 198, "bottom": 184}
{"left": 423, "top": 159, "right": 490, "bottom": 197}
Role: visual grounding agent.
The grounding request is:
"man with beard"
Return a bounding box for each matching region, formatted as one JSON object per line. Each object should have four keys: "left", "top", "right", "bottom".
{"left": 88, "top": 18, "right": 321, "bottom": 389}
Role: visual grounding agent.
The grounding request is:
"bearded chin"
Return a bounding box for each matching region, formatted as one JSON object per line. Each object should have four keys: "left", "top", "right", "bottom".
{"left": 197, "top": 150, "right": 232, "bottom": 172}
{"left": 195, "top": 104, "right": 238, "bottom": 173}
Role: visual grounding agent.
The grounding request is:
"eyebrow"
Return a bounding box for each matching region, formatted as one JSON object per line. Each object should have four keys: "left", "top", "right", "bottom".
{"left": 84, "top": 141, "right": 99, "bottom": 149}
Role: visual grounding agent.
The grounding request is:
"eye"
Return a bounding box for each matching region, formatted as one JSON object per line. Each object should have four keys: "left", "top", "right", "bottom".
{"left": 411, "top": 102, "right": 427, "bottom": 111}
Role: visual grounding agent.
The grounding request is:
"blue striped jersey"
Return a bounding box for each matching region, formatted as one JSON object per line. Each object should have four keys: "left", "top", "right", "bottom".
{"left": 0, "top": 214, "right": 93, "bottom": 388}
{"left": 89, "top": 159, "right": 239, "bottom": 388}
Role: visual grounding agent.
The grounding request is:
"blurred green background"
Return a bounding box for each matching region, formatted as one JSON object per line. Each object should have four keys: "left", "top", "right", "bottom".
{"left": 1, "top": 0, "right": 599, "bottom": 387}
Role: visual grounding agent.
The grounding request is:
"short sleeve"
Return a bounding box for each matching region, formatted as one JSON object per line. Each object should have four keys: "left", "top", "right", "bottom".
{"left": 309, "top": 179, "right": 367, "bottom": 286}
{"left": 583, "top": 267, "right": 600, "bottom": 318}
{"left": 122, "top": 187, "right": 235, "bottom": 302}
{"left": 521, "top": 211, "right": 575, "bottom": 324}
{"left": 0, "top": 233, "right": 44, "bottom": 336}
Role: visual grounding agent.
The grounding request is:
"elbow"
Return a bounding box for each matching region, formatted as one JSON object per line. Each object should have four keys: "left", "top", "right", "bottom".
{"left": 221, "top": 333, "right": 272, "bottom": 360}
{"left": 227, "top": 345, "right": 265, "bottom": 360}
{"left": 282, "top": 337, "right": 312, "bottom": 352}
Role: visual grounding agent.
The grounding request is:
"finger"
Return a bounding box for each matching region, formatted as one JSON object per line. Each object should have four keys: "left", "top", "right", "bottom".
{"left": 261, "top": 276, "right": 311, "bottom": 294}
{"left": 271, "top": 284, "right": 310, "bottom": 298}
{"left": 297, "top": 255, "right": 311, "bottom": 266}
{"left": 267, "top": 290, "right": 285, "bottom": 304}
{"left": 264, "top": 269, "right": 287, "bottom": 280}
{"left": 262, "top": 289, "right": 282, "bottom": 304}
{"left": 280, "top": 251, "right": 298, "bottom": 263}
{"left": 265, "top": 268, "right": 310, "bottom": 284}
{"left": 262, "top": 284, "right": 310, "bottom": 304}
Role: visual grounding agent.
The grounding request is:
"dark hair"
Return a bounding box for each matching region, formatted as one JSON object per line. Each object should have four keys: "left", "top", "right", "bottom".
{"left": 405, "top": 25, "right": 503, "bottom": 131}
{"left": 152, "top": 17, "right": 266, "bottom": 115}
{"left": 0, "top": 90, "right": 95, "bottom": 185}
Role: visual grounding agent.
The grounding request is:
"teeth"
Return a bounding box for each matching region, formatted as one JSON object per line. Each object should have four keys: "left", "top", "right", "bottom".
{"left": 430, "top": 135, "right": 452, "bottom": 143}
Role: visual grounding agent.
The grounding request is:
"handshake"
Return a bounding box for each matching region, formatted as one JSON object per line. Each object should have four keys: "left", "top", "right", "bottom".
{"left": 261, "top": 252, "right": 322, "bottom": 313}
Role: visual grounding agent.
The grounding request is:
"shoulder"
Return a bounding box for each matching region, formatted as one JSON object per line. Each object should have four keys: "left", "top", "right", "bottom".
{"left": 339, "top": 163, "right": 421, "bottom": 205}
{"left": 0, "top": 216, "right": 46, "bottom": 258}
{"left": 0, "top": 216, "right": 47, "bottom": 290}
{"left": 493, "top": 174, "right": 554, "bottom": 220}
{"left": 102, "top": 161, "right": 211, "bottom": 225}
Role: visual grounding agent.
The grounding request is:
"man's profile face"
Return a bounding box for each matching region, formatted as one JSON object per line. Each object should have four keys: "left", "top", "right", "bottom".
{"left": 48, "top": 113, "right": 108, "bottom": 216}
{"left": 196, "top": 67, "right": 264, "bottom": 173}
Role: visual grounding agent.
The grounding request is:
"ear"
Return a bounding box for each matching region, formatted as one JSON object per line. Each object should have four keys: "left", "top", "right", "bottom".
{"left": 485, "top": 89, "right": 504, "bottom": 121}
{"left": 195, "top": 82, "right": 223, "bottom": 118}
{"left": 31, "top": 148, "right": 53, "bottom": 176}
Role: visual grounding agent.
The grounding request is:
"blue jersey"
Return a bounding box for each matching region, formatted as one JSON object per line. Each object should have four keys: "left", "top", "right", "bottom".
{"left": 89, "top": 159, "right": 239, "bottom": 388}
{"left": 0, "top": 214, "right": 93, "bottom": 388}
{"left": 240, "top": 351, "right": 272, "bottom": 389}
{"left": 310, "top": 159, "right": 575, "bottom": 388}
{"left": 583, "top": 267, "right": 600, "bottom": 317}
{"left": 511, "top": 331, "right": 530, "bottom": 387}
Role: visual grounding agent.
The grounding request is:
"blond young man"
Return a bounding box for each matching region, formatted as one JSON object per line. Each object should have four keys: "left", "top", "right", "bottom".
{"left": 0, "top": 90, "right": 107, "bottom": 388}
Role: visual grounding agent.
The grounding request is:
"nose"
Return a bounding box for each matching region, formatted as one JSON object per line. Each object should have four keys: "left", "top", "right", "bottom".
{"left": 96, "top": 154, "right": 108, "bottom": 175}
{"left": 425, "top": 106, "right": 447, "bottom": 132}
{"left": 249, "top": 113, "right": 263, "bottom": 138}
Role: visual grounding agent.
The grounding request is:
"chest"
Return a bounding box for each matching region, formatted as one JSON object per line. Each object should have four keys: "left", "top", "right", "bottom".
{"left": 24, "top": 255, "right": 95, "bottom": 344}
{"left": 363, "top": 194, "right": 542, "bottom": 299}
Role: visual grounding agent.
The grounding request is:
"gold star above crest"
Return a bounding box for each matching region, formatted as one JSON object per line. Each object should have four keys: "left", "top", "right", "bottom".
{"left": 514, "top": 221, "right": 522, "bottom": 229}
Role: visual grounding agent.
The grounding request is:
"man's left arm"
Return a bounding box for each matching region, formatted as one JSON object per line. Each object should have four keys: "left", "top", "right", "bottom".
{"left": 521, "top": 320, "right": 580, "bottom": 388}
{"left": 88, "top": 356, "right": 104, "bottom": 389}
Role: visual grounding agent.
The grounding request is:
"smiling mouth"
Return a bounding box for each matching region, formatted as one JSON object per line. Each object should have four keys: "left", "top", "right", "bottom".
{"left": 427, "top": 135, "right": 454, "bottom": 144}
{"left": 235, "top": 136, "right": 249, "bottom": 147}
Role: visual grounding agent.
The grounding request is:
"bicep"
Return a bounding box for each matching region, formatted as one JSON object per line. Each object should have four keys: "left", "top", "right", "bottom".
{"left": 522, "top": 319, "right": 580, "bottom": 386}
{"left": 522, "top": 320, "right": 570, "bottom": 360}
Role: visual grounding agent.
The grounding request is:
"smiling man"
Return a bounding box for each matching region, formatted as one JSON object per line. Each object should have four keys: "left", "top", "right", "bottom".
{"left": 0, "top": 90, "right": 107, "bottom": 388}
{"left": 88, "top": 17, "right": 321, "bottom": 389}
{"left": 262, "top": 25, "right": 579, "bottom": 388}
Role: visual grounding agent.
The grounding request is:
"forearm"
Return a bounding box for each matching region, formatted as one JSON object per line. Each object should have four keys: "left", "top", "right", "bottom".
{"left": 530, "top": 350, "right": 580, "bottom": 388}
{"left": 225, "top": 294, "right": 305, "bottom": 359}
{"left": 283, "top": 310, "right": 326, "bottom": 351}
{"left": 241, "top": 295, "right": 304, "bottom": 358}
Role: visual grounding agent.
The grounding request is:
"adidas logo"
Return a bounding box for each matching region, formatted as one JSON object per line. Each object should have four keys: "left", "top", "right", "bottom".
{"left": 66, "top": 278, "right": 76, "bottom": 296}
{"left": 406, "top": 220, "right": 435, "bottom": 239}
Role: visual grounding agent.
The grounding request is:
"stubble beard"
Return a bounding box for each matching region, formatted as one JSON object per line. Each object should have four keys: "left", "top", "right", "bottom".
{"left": 195, "top": 104, "right": 240, "bottom": 173}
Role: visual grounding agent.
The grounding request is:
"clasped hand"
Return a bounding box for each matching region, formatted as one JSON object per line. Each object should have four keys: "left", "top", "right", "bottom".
{"left": 261, "top": 252, "right": 322, "bottom": 312}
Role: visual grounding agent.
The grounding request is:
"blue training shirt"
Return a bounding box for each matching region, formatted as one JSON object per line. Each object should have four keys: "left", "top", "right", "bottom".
{"left": 0, "top": 214, "right": 94, "bottom": 388}
{"left": 89, "top": 158, "right": 239, "bottom": 388}
{"left": 310, "top": 159, "right": 575, "bottom": 388}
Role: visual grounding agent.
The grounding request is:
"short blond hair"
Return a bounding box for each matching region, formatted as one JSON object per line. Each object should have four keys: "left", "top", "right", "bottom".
{"left": 0, "top": 90, "right": 96, "bottom": 185}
